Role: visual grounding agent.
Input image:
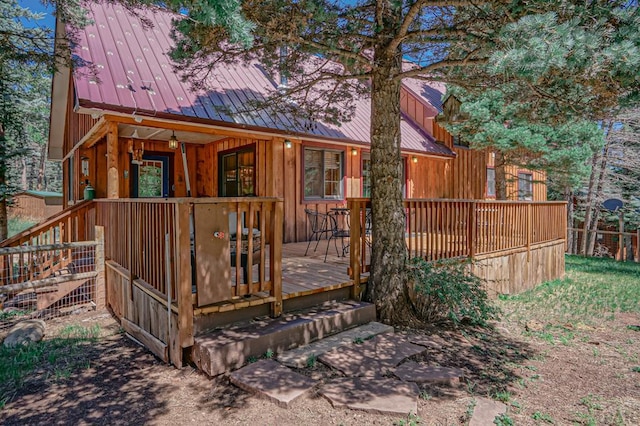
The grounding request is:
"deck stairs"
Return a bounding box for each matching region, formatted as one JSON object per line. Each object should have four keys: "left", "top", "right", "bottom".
{"left": 191, "top": 300, "right": 377, "bottom": 376}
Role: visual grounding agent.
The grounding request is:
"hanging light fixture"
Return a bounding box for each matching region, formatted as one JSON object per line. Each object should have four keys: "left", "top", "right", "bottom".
{"left": 168, "top": 131, "right": 179, "bottom": 149}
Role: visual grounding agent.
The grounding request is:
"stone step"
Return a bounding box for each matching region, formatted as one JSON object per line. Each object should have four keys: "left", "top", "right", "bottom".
{"left": 393, "top": 361, "right": 465, "bottom": 386}
{"left": 191, "top": 300, "right": 376, "bottom": 376}
{"left": 278, "top": 321, "right": 394, "bottom": 368}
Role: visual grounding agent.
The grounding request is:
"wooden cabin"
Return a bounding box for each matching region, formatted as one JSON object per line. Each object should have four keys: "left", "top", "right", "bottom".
{"left": 0, "top": 2, "right": 565, "bottom": 370}
{"left": 9, "top": 190, "right": 63, "bottom": 222}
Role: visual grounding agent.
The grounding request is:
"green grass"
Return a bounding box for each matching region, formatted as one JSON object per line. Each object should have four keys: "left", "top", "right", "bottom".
{"left": 498, "top": 256, "right": 640, "bottom": 326}
{"left": 0, "top": 324, "right": 100, "bottom": 408}
{"left": 7, "top": 217, "right": 37, "bottom": 237}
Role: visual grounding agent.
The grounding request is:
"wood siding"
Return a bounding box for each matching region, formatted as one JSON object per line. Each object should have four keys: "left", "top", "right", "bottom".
{"left": 9, "top": 194, "right": 62, "bottom": 221}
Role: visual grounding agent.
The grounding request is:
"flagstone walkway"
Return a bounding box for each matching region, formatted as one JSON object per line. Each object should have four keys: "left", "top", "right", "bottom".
{"left": 228, "top": 331, "right": 469, "bottom": 416}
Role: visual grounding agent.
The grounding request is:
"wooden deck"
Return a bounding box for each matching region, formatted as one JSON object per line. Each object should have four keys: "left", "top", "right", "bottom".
{"left": 281, "top": 240, "right": 367, "bottom": 299}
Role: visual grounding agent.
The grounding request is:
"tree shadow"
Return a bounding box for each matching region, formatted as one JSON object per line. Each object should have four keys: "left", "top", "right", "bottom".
{"left": 0, "top": 330, "right": 174, "bottom": 425}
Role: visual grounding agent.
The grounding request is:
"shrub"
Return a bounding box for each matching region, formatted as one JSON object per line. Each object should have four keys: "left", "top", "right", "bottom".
{"left": 406, "top": 257, "right": 499, "bottom": 327}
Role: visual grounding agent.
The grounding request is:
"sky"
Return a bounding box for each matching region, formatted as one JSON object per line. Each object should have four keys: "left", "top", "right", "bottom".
{"left": 19, "top": 0, "right": 56, "bottom": 29}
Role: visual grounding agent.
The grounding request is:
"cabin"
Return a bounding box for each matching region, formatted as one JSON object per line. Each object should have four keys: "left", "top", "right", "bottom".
{"left": 9, "top": 190, "right": 63, "bottom": 222}
{"left": 0, "top": 2, "right": 565, "bottom": 370}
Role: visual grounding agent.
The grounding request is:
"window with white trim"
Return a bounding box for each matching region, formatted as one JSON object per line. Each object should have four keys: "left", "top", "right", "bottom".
{"left": 518, "top": 172, "right": 533, "bottom": 200}
{"left": 486, "top": 168, "right": 496, "bottom": 198}
{"left": 304, "top": 148, "right": 343, "bottom": 200}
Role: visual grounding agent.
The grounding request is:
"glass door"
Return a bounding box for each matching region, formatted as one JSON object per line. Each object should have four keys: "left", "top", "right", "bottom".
{"left": 132, "top": 155, "right": 170, "bottom": 198}
{"left": 219, "top": 146, "right": 255, "bottom": 196}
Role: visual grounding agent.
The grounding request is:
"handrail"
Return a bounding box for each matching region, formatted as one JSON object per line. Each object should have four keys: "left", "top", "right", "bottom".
{"left": 0, "top": 200, "right": 95, "bottom": 247}
{"left": 348, "top": 198, "right": 567, "bottom": 278}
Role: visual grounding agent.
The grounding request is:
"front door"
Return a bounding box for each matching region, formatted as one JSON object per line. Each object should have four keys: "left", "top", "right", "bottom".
{"left": 132, "top": 154, "right": 170, "bottom": 198}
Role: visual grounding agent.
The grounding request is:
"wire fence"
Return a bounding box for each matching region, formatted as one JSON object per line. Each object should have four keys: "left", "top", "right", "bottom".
{"left": 0, "top": 236, "right": 105, "bottom": 331}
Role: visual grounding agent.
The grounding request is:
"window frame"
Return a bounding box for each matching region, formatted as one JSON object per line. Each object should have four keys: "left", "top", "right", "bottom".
{"left": 517, "top": 172, "right": 533, "bottom": 201}
{"left": 218, "top": 145, "right": 256, "bottom": 197}
{"left": 303, "top": 146, "right": 345, "bottom": 201}
{"left": 486, "top": 167, "right": 496, "bottom": 199}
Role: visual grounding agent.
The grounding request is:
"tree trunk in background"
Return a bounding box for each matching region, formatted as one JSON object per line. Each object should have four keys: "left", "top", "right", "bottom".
{"left": 0, "top": 124, "right": 8, "bottom": 240}
{"left": 586, "top": 123, "right": 613, "bottom": 256}
{"left": 565, "top": 188, "right": 575, "bottom": 253}
{"left": 37, "top": 143, "right": 47, "bottom": 190}
{"left": 494, "top": 151, "right": 508, "bottom": 200}
{"left": 581, "top": 121, "right": 613, "bottom": 256}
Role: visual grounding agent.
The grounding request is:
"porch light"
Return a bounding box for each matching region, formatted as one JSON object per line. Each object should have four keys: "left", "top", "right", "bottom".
{"left": 168, "top": 131, "right": 179, "bottom": 149}
{"left": 284, "top": 139, "right": 293, "bottom": 149}
{"left": 412, "top": 156, "right": 418, "bottom": 163}
{"left": 351, "top": 147, "right": 358, "bottom": 156}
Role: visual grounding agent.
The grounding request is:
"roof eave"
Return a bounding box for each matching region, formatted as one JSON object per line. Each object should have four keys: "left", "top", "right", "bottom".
{"left": 48, "top": 14, "right": 72, "bottom": 161}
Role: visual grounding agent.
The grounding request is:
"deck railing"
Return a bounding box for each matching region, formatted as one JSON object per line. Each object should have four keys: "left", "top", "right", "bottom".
{"left": 348, "top": 199, "right": 567, "bottom": 283}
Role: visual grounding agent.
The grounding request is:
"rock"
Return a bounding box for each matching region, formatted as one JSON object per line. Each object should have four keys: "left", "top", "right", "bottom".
{"left": 3, "top": 319, "right": 46, "bottom": 347}
{"left": 469, "top": 397, "right": 507, "bottom": 426}
{"left": 525, "top": 320, "right": 544, "bottom": 332}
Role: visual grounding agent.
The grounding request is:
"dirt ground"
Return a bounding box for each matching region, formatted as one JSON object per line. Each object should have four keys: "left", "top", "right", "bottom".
{"left": 1, "top": 308, "right": 639, "bottom": 425}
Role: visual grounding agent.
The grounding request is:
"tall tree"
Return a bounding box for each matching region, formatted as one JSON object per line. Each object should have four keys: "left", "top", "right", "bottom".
{"left": 160, "top": 0, "right": 640, "bottom": 323}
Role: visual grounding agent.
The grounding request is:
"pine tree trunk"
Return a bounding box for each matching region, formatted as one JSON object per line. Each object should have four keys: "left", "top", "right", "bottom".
{"left": 494, "top": 151, "right": 508, "bottom": 200}
{"left": 586, "top": 124, "right": 612, "bottom": 256}
{"left": 581, "top": 149, "right": 602, "bottom": 255}
{"left": 0, "top": 124, "right": 8, "bottom": 240}
{"left": 37, "top": 143, "right": 47, "bottom": 190}
{"left": 364, "top": 28, "right": 412, "bottom": 324}
{"left": 565, "top": 188, "right": 575, "bottom": 253}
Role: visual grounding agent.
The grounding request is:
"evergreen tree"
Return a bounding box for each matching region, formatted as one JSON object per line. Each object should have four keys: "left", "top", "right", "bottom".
{"left": 156, "top": 0, "right": 639, "bottom": 323}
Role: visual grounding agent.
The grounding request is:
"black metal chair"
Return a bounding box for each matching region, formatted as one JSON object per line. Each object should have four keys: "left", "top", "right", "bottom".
{"left": 304, "top": 209, "right": 331, "bottom": 256}
{"left": 324, "top": 211, "right": 350, "bottom": 262}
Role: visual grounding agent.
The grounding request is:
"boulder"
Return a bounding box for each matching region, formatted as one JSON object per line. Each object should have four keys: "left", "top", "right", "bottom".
{"left": 3, "top": 319, "right": 46, "bottom": 347}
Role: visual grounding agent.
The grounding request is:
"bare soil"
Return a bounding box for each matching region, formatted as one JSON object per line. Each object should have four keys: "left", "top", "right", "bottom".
{"left": 1, "top": 309, "right": 639, "bottom": 425}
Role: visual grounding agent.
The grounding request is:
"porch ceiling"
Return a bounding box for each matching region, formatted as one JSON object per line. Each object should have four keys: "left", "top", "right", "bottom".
{"left": 118, "top": 123, "right": 227, "bottom": 145}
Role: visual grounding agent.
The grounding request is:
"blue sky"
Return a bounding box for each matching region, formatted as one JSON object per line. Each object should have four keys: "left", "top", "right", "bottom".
{"left": 19, "top": 0, "right": 56, "bottom": 29}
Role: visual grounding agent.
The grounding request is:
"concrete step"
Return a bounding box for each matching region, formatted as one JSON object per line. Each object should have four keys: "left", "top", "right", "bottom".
{"left": 278, "top": 321, "right": 393, "bottom": 368}
{"left": 191, "top": 300, "right": 376, "bottom": 376}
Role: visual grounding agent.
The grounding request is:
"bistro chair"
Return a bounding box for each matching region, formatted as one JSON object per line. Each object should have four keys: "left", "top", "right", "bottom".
{"left": 324, "top": 210, "right": 351, "bottom": 262}
{"left": 229, "top": 212, "right": 262, "bottom": 283}
{"left": 304, "top": 209, "right": 332, "bottom": 256}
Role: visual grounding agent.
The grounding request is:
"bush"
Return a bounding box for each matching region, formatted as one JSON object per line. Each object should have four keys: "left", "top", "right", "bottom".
{"left": 407, "top": 257, "right": 499, "bottom": 327}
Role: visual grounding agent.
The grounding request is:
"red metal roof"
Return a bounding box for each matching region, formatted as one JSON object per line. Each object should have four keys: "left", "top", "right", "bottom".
{"left": 73, "top": 2, "right": 454, "bottom": 157}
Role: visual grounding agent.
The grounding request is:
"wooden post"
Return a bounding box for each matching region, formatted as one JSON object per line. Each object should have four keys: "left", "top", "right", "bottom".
{"left": 349, "top": 199, "right": 362, "bottom": 300}
{"left": 106, "top": 122, "right": 119, "bottom": 199}
{"left": 618, "top": 211, "right": 624, "bottom": 261}
{"left": 467, "top": 201, "right": 476, "bottom": 259}
{"left": 270, "top": 200, "right": 283, "bottom": 317}
{"left": 94, "top": 225, "right": 106, "bottom": 309}
{"left": 173, "top": 201, "right": 193, "bottom": 368}
{"left": 636, "top": 229, "right": 639, "bottom": 263}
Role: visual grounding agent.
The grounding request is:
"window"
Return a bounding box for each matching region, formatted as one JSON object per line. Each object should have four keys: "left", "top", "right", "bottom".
{"left": 67, "top": 157, "right": 75, "bottom": 202}
{"left": 304, "top": 148, "right": 343, "bottom": 199}
{"left": 518, "top": 172, "right": 533, "bottom": 200}
{"left": 452, "top": 135, "right": 470, "bottom": 148}
{"left": 219, "top": 146, "right": 255, "bottom": 197}
{"left": 486, "top": 168, "right": 496, "bottom": 198}
{"left": 132, "top": 154, "right": 171, "bottom": 198}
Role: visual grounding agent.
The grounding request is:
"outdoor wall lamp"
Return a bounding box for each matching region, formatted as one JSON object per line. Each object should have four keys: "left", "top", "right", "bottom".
{"left": 284, "top": 139, "right": 293, "bottom": 149}
{"left": 168, "top": 131, "right": 179, "bottom": 149}
{"left": 412, "top": 156, "right": 418, "bottom": 163}
{"left": 351, "top": 147, "right": 358, "bottom": 156}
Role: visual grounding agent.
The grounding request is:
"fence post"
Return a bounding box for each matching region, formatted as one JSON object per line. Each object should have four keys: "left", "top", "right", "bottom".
{"left": 94, "top": 225, "right": 106, "bottom": 309}
{"left": 173, "top": 201, "right": 193, "bottom": 368}
{"left": 270, "top": 200, "right": 283, "bottom": 317}
{"left": 349, "top": 199, "right": 361, "bottom": 300}
{"left": 636, "top": 229, "right": 639, "bottom": 263}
